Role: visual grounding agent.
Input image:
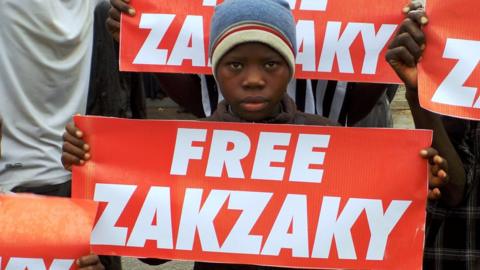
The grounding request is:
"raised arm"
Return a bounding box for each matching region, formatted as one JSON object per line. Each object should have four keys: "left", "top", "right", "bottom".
{"left": 386, "top": 3, "right": 466, "bottom": 207}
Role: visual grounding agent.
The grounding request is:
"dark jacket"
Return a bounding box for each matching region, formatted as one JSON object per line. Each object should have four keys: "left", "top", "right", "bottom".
{"left": 207, "top": 95, "right": 336, "bottom": 126}
{"left": 87, "top": 1, "right": 146, "bottom": 119}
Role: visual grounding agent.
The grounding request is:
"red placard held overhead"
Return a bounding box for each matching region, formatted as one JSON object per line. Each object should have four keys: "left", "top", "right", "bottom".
{"left": 0, "top": 195, "right": 98, "bottom": 270}
{"left": 418, "top": 0, "right": 480, "bottom": 120}
{"left": 72, "top": 116, "right": 431, "bottom": 270}
{"left": 119, "top": 0, "right": 407, "bottom": 83}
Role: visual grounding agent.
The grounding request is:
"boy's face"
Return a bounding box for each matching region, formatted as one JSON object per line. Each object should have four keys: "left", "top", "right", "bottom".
{"left": 216, "top": 42, "right": 290, "bottom": 122}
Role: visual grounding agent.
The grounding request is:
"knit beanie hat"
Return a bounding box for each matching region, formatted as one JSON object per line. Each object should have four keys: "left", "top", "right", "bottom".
{"left": 209, "top": 0, "right": 297, "bottom": 78}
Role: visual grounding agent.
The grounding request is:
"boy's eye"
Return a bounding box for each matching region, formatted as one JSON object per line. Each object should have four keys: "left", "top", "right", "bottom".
{"left": 229, "top": 62, "right": 243, "bottom": 70}
{"left": 265, "top": 61, "right": 279, "bottom": 69}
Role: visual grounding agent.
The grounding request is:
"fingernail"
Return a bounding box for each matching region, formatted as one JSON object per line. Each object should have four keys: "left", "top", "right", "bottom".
{"left": 420, "top": 44, "right": 426, "bottom": 50}
{"left": 402, "top": 6, "right": 410, "bottom": 13}
{"left": 420, "top": 149, "right": 428, "bottom": 156}
{"left": 418, "top": 56, "right": 423, "bottom": 62}
{"left": 421, "top": 16, "right": 428, "bottom": 25}
{"left": 76, "top": 131, "right": 83, "bottom": 138}
{"left": 79, "top": 160, "right": 85, "bottom": 165}
{"left": 434, "top": 155, "right": 442, "bottom": 163}
{"left": 85, "top": 153, "right": 91, "bottom": 160}
{"left": 83, "top": 144, "right": 90, "bottom": 151}
{"left": 128, "top": 8, "right": 136, "bottom": 16}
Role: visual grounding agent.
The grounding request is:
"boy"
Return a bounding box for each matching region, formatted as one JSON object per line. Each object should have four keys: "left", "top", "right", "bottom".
{"left": 63, "top": 0, "right": 448, "bottom": 269}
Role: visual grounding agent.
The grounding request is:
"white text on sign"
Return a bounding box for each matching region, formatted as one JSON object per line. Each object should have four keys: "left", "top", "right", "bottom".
{"left": 431, "top": 38, "right": 480, "bottom": 108}
{"left": 90, "top": 184, "right": 411, "bottom": 260}
{"left": 133, "top": 14, "right": 397, "bottom": 75}
{"left": 0, "top": 257, "right": 74, "bottom": 270}
{"left": 170, "top": 128, "right": 330, "bottom": 183}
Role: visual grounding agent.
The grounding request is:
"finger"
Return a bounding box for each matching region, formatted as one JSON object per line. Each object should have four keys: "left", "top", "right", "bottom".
{"left": 61, "top": 152, "right": 84, "bottom": 171}
{"left": 420, "top": 147, "right": 439, "bottom": 160}
{"left": 430, "top": 163, "right": 440, "bottom": 176}
{"left": 108, "top": 6, "right": 121, "bottom": 22}
{"left": 63, "top": 141, "right": 89, "bottom": 160}
{"left": 406, "top": 9, "right": 428, "bottom": 26}
{"left": 385, "top": 47, "right": 418, "bottom": 89}
{"left": 61, "top": 153, "right": 74, "bottom": 171}
{"left": 77, "top": 255, "right": 100, "bottom": 267}
{"left": 66, "top": 122, "right": 83, "bottom": 138}
{"left": 437, "top": 169, "right": 449, "bottom": 182}
{"left": 429, "top": 175, "right": 448, "bottom": 189}
{"left": 403, "top": 1, "right": 424, "bottom": 13}
{"left": 388, "top": 32, "right": 423, "bottom": 62}
{"left": 106, "top": 18, "right": 120, "bottom": 41}
{"left": 110, "top": 0, "right": 136, "bottom": 16}
{"left": 433, "top": 155, "right": 448, "bottom": 171}
{"left": 428, "top": 188, "right": 441, "bottom": 201}
{"left": 63, "top": 130, "right": 88, "bottom": 150}
{"left": 398, "top": 18, "right": 426, "bottom": 49}
{"left": 386, "top": 46, "right": 416, "bottom": 68}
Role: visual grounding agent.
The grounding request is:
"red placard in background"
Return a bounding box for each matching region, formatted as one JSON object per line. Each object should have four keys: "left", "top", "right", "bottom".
{"left": 73, "top": 116, "right": 431, "bottom": 270}
{"left": 0, "top": 195, "right": 98, "bottom": 270}
{"left": 120, "top": 0, "right": 406, "bottom": 83}
{"left": 418, "top": 0, "right": 480, "bottom": 120}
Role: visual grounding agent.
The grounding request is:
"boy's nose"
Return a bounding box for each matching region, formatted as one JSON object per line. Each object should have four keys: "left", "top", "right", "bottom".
{"left": 242, "top": 66, "right": 266, "bottom": 90}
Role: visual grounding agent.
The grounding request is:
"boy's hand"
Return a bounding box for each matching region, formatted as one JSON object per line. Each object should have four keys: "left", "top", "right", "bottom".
{"left": 61, "top": 122, "right": 90, "bottom": 171}
{"left": 77, "top": 254, "right": 105, "bottom": 270}
{"left": 386, "top": 1, "right": 428, "bottom": 90}
{"left": 420, "top": 147, "right": 449, "bottom": 201}
{"left": 107, "top": 0, "right": 136, "bottom": 42}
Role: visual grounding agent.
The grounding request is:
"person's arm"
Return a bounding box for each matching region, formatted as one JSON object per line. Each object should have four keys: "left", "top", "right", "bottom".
{"left": 386, "top": 3, "right": 466, "bottom": 207}
{"left": 107, "top": 0, "right": 206, "bottom": 117}
{"left": 344, "top": 83, "right": 388, "bottom": 125}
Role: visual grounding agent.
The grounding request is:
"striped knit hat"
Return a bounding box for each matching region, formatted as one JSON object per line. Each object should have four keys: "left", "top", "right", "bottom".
{"left": 209, "top": 0, "right": 297, "bottom": 78}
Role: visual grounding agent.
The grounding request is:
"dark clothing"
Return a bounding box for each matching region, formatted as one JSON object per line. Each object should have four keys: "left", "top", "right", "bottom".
{"left": 87, "top": 1, "right": 146, "bottom": 119}
{"left": 207, "top": 95, "right": 336, "bottom": 127}
{"left": 12, "top": 181, "right": 122, "bottom": 270}
{"left": 200, "top": 75, "right": 393, "bottom": 127}
{"left": 424, "top": 119, "right": 480, "bottom": 270}
{"left": 12, "top": 181, "right": 72, "bottom": 195}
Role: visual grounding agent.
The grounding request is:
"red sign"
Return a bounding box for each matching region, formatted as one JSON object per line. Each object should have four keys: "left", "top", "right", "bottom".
{"left": 119, "top": 0, "right": 407, "bottom": 83}
{"left": 0, "top": 194, "right": 98, "bottom": 270}
{"left": 72, "top": 116, "right": 431, "bottom": 269}
{"left": 418, "top": 0, "right": 480, "bottom": 120}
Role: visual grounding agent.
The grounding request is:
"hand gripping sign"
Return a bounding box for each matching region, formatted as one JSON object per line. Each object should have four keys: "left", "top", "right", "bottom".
{"left": 72, "top": 116, "right": 431, "bottom": 269}
{"left": 0, "top": 194, "right": 98, "bottom": 270}
{"left": 418, "top": 0, "right": 480, "bottom": 120}
{"left": 120, "top": 0, "right": 408, "bottom": 83}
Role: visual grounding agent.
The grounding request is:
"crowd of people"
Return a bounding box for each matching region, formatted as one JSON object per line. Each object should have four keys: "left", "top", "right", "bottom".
{"left": 0, "top": 0, "right": 478, "bottom": 269}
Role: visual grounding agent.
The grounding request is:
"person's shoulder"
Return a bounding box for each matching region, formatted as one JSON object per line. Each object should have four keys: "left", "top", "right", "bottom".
{"left": 294, "top": 111, "right": 339, "bottom": 126}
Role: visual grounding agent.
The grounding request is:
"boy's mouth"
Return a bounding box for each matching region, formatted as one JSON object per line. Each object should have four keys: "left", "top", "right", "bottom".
{"left": 240, "top": 96, "right": 268, "bottom": 111}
